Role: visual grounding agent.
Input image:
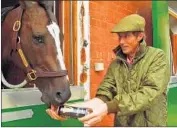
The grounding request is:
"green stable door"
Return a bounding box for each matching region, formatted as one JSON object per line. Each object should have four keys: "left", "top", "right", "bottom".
{"left": 2, "top": 87, "right": 84, "bottom": 127}
{"left": 152, "top": 1, "right": 177, "bottom": 126}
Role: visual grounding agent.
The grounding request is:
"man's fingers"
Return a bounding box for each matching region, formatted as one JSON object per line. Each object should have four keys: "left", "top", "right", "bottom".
{"left": 84, "top": 123, "right": 90, "bottom": 127}
{"left": 85, "top": 116, "right": 102, "bottom": 126}
{"left": 78, "top": 112, "right": 96, "bottom": 122}
{"left": 68, "top": 102, "right": 87, "bottom": 108}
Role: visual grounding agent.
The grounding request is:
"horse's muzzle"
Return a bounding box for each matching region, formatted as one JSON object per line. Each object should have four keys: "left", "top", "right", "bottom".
{"left": 41, "top": 87, "right": 71, "bottom": 106}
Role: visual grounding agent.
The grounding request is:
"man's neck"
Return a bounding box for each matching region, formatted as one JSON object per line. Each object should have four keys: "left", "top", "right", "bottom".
{"left": 126, "top": 55, "right": 134, "bottom": 64}
{"left": 126, "top": 46, "right": 140, "bottom": 64}
{"left": 127, "top": 54, "right": 135, "bottom": 60}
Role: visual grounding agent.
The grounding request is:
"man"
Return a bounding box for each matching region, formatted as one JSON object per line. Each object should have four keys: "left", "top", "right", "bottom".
{"left": 48, "top": 14, "right": 170, "bottom": 126}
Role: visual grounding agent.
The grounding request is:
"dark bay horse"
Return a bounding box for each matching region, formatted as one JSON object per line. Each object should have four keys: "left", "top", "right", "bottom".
{"left": 1, "top": 1, "right": 71, "bottom": 107}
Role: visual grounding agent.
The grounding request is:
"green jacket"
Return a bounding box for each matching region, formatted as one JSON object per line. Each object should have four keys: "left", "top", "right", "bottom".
{"left": 96, "top": 40, "right": 170, "bottom": 126}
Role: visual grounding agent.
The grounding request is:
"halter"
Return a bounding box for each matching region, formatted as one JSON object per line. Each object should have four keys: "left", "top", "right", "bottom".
{"left": 8, "top": 6, "right": 68, "bottom": 83}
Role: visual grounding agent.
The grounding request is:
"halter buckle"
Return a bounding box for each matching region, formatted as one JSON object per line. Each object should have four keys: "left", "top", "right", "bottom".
{"left": 13, "top": 20, "right": 21, "bottom": 31}
{"left": 27, "top": 70, "right": 37, "bottom": 81}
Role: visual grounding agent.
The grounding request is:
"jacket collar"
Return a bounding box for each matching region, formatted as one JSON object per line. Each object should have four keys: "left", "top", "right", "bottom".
{"left": 113, "top": 40, "right": 148, "bottom": 64}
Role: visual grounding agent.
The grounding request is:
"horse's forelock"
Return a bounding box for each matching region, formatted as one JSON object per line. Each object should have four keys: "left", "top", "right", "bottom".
{"left": 37, "top": 2, "right": 57, "bottom": 24}
{"left": 19, "top": 1, "right": 38, "bottom": 8}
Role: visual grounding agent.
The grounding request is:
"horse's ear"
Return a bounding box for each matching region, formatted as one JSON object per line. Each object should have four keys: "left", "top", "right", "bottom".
{"left": 19, "top": 1, "right": 38, "bottom": 9}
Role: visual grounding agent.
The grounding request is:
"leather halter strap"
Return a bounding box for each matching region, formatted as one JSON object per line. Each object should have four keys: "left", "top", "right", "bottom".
{"left": 10, "top": 6, "right": 68, "bottom": 82}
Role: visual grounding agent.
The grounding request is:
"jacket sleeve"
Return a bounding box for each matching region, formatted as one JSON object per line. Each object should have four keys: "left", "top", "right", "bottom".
{"left": 108, "top": 50, "right": 170, "bottom": 116}
{"left": 96, "top": 61, "right": 117, "bottom": 101}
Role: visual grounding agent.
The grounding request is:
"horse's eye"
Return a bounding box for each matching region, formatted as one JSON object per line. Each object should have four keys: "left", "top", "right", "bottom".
{"left": 32, "top": 35, "right": 44, "bottom": 44}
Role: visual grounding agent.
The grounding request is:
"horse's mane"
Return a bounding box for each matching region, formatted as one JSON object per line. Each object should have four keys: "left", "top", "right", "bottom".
{"left": 38, "top": 1, "right": 50, "bottom": 10}
{"left": 1, "top": 5, "right": 17, "bottom": 23}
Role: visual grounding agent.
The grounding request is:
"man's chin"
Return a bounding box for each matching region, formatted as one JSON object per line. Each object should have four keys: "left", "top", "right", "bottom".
{"left": 122, "top": 50, "right": 129, "bottom": 55}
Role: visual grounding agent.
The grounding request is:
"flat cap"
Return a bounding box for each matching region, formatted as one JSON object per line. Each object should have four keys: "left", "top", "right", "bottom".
{"left": 111, "top": 14, "right": 145, "bottom": 33}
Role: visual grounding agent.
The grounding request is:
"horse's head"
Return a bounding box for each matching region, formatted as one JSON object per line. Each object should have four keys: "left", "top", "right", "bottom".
{"left": 2, "top": 1, "right": 71, "bottom": 107}
{"left": 21, "top": 1, "right": 71, "bottom": 106}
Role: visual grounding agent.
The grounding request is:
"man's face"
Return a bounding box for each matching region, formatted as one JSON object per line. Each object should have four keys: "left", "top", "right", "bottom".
{"left": 117, "top": 32, "right": 143, "bottom": 55}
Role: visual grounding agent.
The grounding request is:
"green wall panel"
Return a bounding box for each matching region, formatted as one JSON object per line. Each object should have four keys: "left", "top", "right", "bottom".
{"left": 168, "top": 86, "right": 177, "bottom": 126}
{"left": 152, "top": 1, "right": 172, "bottom": 69}
{"left": 2, "top": 100, "right": 83, "bottom": 127}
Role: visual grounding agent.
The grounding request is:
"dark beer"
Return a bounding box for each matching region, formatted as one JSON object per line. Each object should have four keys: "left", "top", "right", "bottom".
{"left": 58, "top": 105, "right": 93, "bottom": 118}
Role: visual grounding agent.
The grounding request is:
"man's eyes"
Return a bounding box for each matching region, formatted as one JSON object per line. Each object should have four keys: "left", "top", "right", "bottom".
{"left": 119, "top": 33, "right": 132, "bottom": 38}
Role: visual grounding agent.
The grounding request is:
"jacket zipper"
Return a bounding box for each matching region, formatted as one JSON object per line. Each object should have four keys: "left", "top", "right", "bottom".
{"left": 123, "top": 61, "right": 131, "bottom": 92}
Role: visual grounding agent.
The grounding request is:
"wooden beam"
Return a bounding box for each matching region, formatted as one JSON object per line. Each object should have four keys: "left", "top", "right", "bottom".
{"left": 63, "top": 1, "right": 72, "bottom": 82}
{"left": 169, "top": 8, "right": 177, "bottom": 19}
{"left": 72, "top": 1, "right": 78, "bottom": 86}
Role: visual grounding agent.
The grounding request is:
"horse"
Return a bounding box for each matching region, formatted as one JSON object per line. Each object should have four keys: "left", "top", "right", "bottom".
{"left": 1, "top": 1, "right": 71, "bottom": 108}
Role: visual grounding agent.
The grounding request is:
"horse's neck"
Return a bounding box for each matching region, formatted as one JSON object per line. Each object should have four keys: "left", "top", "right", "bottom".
{"left": 1, "top": 6, "right": 15, "bottom": 23}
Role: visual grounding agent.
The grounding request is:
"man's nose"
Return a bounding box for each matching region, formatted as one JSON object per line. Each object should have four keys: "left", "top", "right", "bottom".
{"left": 120, "top": 38, "right": 126, "bottom": 44}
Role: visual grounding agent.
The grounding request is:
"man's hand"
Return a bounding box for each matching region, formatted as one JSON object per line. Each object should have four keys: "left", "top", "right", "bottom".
{"left": 79, "top": 103, "right": 108, "bottom": 126}
{"left": 71, "top": 98, "right": 108, "bottom": 126}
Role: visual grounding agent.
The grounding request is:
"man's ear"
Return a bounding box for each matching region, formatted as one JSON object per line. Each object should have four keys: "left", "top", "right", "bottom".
{"left": 137, "top": 32, "right": 145, "bottom": 42}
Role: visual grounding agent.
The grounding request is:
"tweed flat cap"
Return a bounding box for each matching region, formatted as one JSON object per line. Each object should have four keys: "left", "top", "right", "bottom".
{"left": 111, "top": 14, "right": 145, "bottom": 33}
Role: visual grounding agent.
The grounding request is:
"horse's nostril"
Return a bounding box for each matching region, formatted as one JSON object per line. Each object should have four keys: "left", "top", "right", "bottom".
{"left": 53, "top": 89, "right": 71, "bottom": 105}
{"left": 56, "top": 92, "right": 61, "bottom": 98}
